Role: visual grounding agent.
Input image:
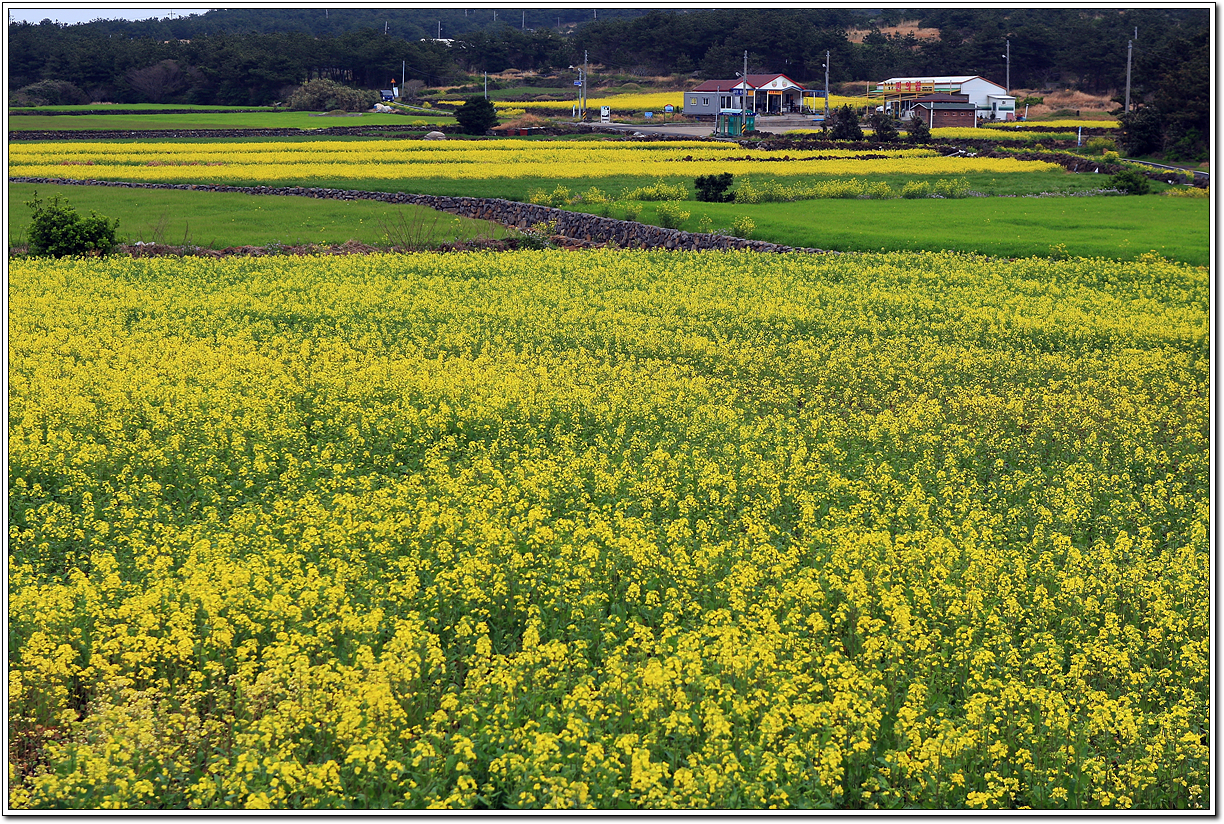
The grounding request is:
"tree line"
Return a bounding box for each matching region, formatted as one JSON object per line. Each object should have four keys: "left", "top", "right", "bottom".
{"left": 7, "top": 7, "right": 1208, "bottom": 158}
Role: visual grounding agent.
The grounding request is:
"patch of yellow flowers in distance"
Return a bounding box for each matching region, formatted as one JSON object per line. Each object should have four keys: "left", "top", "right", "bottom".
{"left": 9, "top": 249, "right": 1208, "bottom": 810}
{"left": 9, "top": 140, "right": 1059, "bottom": 184}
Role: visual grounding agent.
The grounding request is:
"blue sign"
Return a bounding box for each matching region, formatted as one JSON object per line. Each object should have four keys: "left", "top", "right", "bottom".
{"left": 644, "top": 111, "right": 653, "bottom": 118}
{"left": 664, "top": 104, "right": 674, "bottom": 113}
{"left": 574, "top": 80, "right": 582, "bottom": 86}
{"left": 809, "top": 90, "right": 827, "bottom": 98}
{"left": 731, "top": 89, "right": 744, "bottom": 96}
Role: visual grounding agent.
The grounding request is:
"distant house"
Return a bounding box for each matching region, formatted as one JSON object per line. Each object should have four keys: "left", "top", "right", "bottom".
{"left": 684, "top": 73, "right": 806, "bottom": 119}
{"left": 875, "top": 75, "right": 1016, "bottom": 121}
{"left": 910, "top": 99, "right": 978, "bottom": 128}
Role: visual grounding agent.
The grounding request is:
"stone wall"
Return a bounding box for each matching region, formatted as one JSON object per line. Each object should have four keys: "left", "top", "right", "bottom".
{"left": 10, "top": 177, "right": 826, "bottom": 254}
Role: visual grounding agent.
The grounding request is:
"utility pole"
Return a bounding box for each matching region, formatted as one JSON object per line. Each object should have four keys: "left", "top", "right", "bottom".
{"left": 402, "top": 60, "right": 405, "bottom": 96}
{"left": 743, "top": 50, "right": 748, "bottom": 126}
{"left": 824, "top": 50, "right": 830, "bottom": 121}
{"left": 1004, "top": 38, "right": 1010, "bottom": 94}
{"left": 1125, "top": 39, "right": 1132, "bottom": 113}
{"left": 522, "top": 11, "right": 525, "bottom": 30}
{"left": 484, "top": 71, "right": 488, "bottom": 99}
{"left": 438, "top": 20, "right": 441, "bottom": 38}
{"left": 583, "top": 49, "right": 589, "bottom": 119}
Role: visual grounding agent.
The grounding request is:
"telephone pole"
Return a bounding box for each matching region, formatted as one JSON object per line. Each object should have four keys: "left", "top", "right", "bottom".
{"left": 824, "top": 50, "right": 830, "bottom": 120}
{"left": 742, "top": 49, "right": 748, "bottom": 128}
{"left": 1125, "top": 39, "right": 1133, "bottom": 113}
{"left": 1004, "top": 38, "right": 1010, "bottom": 94}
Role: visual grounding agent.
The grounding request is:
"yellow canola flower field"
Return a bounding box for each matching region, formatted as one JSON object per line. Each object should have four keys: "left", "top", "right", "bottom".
{"left": 9, "top": 250, "right": 1208, "bottom": 810}
{"left": 9, "top": 139, "right": 1058, "bottom": 183}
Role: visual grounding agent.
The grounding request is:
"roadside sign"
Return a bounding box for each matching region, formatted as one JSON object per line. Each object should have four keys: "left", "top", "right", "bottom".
{"left": 731, "top": 89, "right": 743, "bottom": 96}
{"left": 809, "top": 90, "right": 827, "bottom": 98}
{"left": 645, "top": 111, "right": 653, "bottom": 118}
{"left": 664, "top": 104, "right": 674, "bottom": 113}
{"left": 574, "top": 80, "right": 582, "bottom": 86}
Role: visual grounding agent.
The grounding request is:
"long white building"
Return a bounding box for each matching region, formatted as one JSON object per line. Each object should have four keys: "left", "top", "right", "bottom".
{"left": 873, "top": 75, "right": 1017, "bottom": 121}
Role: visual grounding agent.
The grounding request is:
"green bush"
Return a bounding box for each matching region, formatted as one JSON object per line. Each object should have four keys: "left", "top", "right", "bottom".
{"left": 621, "top": 179, "right": 689, "bottom": 201}
{"left": 528, "top": 185, "right": 572, "bottom": 207}
{"left": 1109, "top": 168, "right": 1151, "bottom": 195}
{"left": 901, "top": 180, "right": 933, "bottom": 199}
{"left": 14, "top": 79, "right": 90, "bottom": 107}
{"left": 655, "top": 200, "right": 691, "bottom": 230}
{"left": 24, "top": 192, "right": 120, "bottom": 258}
{"left": 828, "top": 105, "right": 864, "bottom": 141}
{"left": 933, "top": 178, "right": 972, "bottom": 198}
{"left": 286, "top": 78, "right": 378, "bottom": 112}
{"left": 730, "top": 215, "right": 755, "bottom": 238}
{"left": 621, "top": 201, "right": 643, "bottom": 221}
{"left": 694, "top": 173, "right": 735, "bottom": 203}
{"left": 905, "top": 113, "right": 931, "bottom": 144}
{"left": 1084, "top": 136, "right": 1118, "bottom": 155}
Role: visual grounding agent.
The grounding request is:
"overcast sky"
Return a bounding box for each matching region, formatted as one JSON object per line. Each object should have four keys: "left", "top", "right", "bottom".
{"left": 6, "top": 7, "right": 215, "bottom": 25}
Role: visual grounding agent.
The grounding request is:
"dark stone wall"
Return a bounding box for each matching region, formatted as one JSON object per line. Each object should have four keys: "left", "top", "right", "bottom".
{"left": 9, "top": 176, "right": 826, "bottom": 254}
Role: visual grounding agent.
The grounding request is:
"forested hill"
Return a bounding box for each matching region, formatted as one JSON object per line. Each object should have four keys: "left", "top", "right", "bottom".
{"left": 8, "top": 6, "right": 1207, "bottom": 113}
{"left": 26, "top": 7, "right": 655, "bottom": 41}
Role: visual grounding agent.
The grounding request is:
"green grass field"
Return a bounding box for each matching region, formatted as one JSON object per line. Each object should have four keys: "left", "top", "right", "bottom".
{"left": 8, "top": 183, "right": 514, "bottom": 249}
{"left": 8, "top": 111, "right": 454, "bottom": 131}
{"left": 614, "top": 196, "right": 1208, "bottom": 266}
{"left": 8, "top": 181, "right": 1205, "bottom": 265}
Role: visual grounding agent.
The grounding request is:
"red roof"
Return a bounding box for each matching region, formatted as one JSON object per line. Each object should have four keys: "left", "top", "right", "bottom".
{"left": 691, "top": 73, "right": 805, "bottom": 92}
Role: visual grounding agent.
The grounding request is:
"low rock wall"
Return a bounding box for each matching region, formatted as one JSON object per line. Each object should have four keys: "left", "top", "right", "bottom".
{"left": 10, "top": 176, "right": 825, "bottom": 254}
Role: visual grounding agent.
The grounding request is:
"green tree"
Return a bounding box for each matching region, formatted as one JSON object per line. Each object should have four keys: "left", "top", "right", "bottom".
{"left": 905, "top": 112, "right": 931, "bottom": 144}
{"left": 868, "top": 110, "right": 898, "bottom": 142}
{"left": 827, "top": 104, "right": 863, "bottom": 140}
{"left": 455, "top": 95, "right": 498, "bottom": 134}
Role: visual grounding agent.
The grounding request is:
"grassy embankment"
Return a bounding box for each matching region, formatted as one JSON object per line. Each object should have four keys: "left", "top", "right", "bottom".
{"left": 7, "top": 183, "right": 514, "bottom": 249}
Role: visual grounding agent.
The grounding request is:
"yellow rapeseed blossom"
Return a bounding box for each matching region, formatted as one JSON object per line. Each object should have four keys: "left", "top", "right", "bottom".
{"left": 8, "top": 249, "right": 1208, "bottom": 810}
{"left": 9, "top": 139, "right": 1058, "bottom": 184}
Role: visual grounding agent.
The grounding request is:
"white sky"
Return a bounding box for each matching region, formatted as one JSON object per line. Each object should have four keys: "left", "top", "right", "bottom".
{"left": 5, "top": 6, "right": 215, "bottom": 25}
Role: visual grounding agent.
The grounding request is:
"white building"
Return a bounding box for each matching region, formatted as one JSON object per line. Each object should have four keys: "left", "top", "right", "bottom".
{"left": 874, "top": 75, "right": 1017, "bottom": 121}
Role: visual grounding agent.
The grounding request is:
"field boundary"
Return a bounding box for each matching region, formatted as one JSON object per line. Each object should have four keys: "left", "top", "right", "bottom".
{"left": 10, "top": 176, "right": 826, "bottom": 254}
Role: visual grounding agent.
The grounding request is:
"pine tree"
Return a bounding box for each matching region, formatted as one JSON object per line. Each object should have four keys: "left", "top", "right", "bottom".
{"left": 455, "top": 96, "right": 499, "bottom": 134}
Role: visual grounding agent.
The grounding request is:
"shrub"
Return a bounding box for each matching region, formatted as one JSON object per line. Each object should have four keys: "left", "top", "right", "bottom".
{"left": 573, "top": 187, "right": 611, "bottom": 204}
{"left": 933, "top": 178, "right": 971, "bottom": 198}
{"left": 901, "top": 180, "right": 933, "bottom": 199}
{"left": 905, "top": 113, "right": 931, "bottom": 144}
{"left": 1085, "top": 136, "right": 1118, "bottom": 155}
{"left": 621, "top": 202, "right": 642, "bottom": 221}
{"left": 697, "top": 214, "right": 715, "bottom": 234}
{"left": 1103, "top": 150, "right": 1121, "bottom": 164}
{"left": 14, "top": 79, "right": 90, "bottom": 107}
{"left": 24, "top": 192, "right": 120, "bottom": 258}
{"left": 655, "top": 200, "right": 691, "bottom": 230}
{"left": 455, "top": 96, "right": 499, "bottom": 134}
{"left": 1162, "top": 185, "right": 1209, "bottom": 198}
{"left": 528, "top": 185, "right": 572, "bottom": 207}
{"left": 828, "top": 105, "right": 864, "bottom": 141}
{"left": 694, "top": 173, "right": 735, "bottom": 203}
{"left": 730, "top": 215, "right": 755, "bottom": 238}
{"left": 621, "top": 179, "right": 688, "bottom": 201}
{"left": 287, "top": 78, "right": 378, "bottom": 112}
{"left": 1109, "top": 168, "right": 1151, "bottom": 195}
{"left": 868, "top": 111, "right": 899, "bottom": 143}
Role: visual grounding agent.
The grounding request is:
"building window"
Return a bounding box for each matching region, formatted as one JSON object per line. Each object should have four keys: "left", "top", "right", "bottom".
{"left": 721, "top": 95, "right": 734, "bottom": 109}
{"left": 689, "top": 97, "right": 697, "bottom": 105}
